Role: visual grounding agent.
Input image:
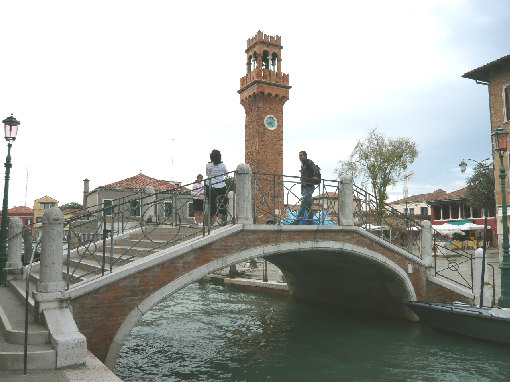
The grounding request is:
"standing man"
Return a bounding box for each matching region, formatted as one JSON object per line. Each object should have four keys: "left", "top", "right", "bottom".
{"left": 292, "top": 151, "right": 319, "bottom": 225}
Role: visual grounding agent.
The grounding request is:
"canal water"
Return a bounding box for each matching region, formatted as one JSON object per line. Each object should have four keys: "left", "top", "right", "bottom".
{"left": 115, "top": 283, "right": 510, "bottom": 382}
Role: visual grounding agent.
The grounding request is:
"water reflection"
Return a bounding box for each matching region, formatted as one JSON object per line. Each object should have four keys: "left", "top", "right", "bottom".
{"left": 116, "top": 283, "right": 510, "bottom": 382}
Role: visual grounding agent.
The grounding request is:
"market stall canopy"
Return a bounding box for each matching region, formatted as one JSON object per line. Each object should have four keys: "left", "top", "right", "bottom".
{"left": 432, "top": 221, "right": 489, "bottom": 235}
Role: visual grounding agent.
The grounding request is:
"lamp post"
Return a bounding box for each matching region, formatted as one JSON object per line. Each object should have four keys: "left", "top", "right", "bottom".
{"left": 0, "top": 114, "right": 20, "bottom": 285}
{"left": 492, "top": 127, "right": 510, "bottom": 307}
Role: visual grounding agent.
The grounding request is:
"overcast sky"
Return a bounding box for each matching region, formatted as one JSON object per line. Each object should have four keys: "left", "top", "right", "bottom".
{"left": 0, "top": 1, "right": 509, "bottom": 208}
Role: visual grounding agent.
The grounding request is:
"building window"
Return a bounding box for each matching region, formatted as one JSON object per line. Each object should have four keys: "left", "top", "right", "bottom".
{"left": 40, "top": 202, "right": 55, "bottom": 210}
{"left": 408, "top": 208, "right": 415, "bottom": 215}
{"left": 130, "top": 200, "right": 141, "bottom": 217}
{"left": 36, "top": 217, "right": 42, "bottom": 223}
{"left": 164, "top": 202, "right": 173, "bottom": 218}
{"left": 504, "top": 84, "right": 510, "bottom": 122}
{"left": 187, "top": 202, "right": 194, "bottom": 218}
{"left": 103, "top": 199, "right": 113, "bottom": 216}
{"left": 420, "top": 207, "right": 428, "bottom": 216}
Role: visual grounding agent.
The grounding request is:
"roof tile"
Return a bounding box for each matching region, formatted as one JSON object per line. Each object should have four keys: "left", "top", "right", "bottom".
{"left": 101, "top": 173, "right": 188, "bottom": 192}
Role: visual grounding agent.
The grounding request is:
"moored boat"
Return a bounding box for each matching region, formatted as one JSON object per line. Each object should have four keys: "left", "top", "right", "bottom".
{"left": 406, "top": 301, "right": 510, "bottom": 344}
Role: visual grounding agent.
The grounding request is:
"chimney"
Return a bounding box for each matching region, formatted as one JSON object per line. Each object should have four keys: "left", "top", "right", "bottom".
{"left": 83, "top": 178, "right": 90, "bottom": 210}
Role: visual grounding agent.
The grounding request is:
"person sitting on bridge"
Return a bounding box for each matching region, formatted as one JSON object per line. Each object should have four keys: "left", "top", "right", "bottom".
{"left": 291, "top": 151, "right": 319, "bottom": 225}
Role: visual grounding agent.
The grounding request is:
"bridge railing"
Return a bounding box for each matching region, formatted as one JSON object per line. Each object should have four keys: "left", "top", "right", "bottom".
{"left": 352, "top": 184, "right": 423, "bottom": 257}
{"left": 352, "top": 184, "right": 475, "bottom": 291}
{"left": 432, "top": 231, "right": 475, "bottom": 291}
{"left": 251, "top": 171, "right": 475, "bottom": 291}
{"left": 64, "top": 171, "right": 236, "bottom": 287}
{"left": 252, "top": 172, "right": 340, "bottom": 225}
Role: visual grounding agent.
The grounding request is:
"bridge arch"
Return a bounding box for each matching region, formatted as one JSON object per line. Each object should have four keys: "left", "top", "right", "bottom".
{"left": 105, "top": 240, "right": 416, "bottom": 369}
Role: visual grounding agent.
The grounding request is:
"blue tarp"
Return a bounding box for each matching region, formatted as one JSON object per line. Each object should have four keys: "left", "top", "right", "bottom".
{"left": 281, "top": 210, "right": 337, "bottom": 225}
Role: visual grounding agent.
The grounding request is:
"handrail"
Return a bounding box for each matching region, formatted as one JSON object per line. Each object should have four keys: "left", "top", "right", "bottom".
{"left": 64, "top": 171, "right": 236, "bottom": 288}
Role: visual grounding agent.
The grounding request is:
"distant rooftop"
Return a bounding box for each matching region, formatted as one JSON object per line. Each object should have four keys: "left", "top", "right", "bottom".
{"left": 100, "top": 173, "right": 187, "bottom": 192}
{"left": 428, "top": 187, "right": 468, "bottom": 203}
{"left": 0, "top": 206, "right": 34, "bottom": 215}
{"left": 462, "top": 54, "right": 510, "bottom": 82}
{"left": 391, "top": 189, "right": 448, "bottom": 204}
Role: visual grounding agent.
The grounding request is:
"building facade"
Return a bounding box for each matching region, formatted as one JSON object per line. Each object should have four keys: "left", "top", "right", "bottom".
{"left": 84, "top": 173, "right": 193, "bottom": 225}
{"left": 389, "top": 189, "right": 448, "bottom": 217}
{"left": 463, "top": 54, "right": 510, "bottom": 255}
{"left": 0, "top": 206, "right": 34, "bottom": 227}
{"left": 33, "top": 196, "right": 58, "bottom": 227}
{"left": 428, "top": 187, "right": 497, "bottom": 246}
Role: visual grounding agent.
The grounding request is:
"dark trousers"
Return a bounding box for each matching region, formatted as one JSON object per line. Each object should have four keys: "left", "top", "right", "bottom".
{"left": 210, "top": 186, "right": 227, "bottom": 216}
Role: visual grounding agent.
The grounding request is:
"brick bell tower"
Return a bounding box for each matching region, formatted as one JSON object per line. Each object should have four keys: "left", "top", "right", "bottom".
{"left": 238, "top": 31, "right": 291, "bottom": 176}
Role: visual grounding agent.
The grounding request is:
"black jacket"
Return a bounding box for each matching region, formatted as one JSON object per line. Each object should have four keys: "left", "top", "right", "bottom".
{"left": 300, "top": 159, "right": 318, "bottom": 186}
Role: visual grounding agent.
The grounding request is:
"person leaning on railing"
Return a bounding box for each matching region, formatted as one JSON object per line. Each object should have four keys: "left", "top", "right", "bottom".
{"left": 291, "top": 150, "right": 319, "bottom": 225}
{"left": 206, "top": 149, "right": 228, "bottom": 226}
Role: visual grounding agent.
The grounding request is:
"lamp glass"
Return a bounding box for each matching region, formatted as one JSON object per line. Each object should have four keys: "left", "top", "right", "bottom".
{"left": 4, "top": 123, "right": 18, "bottom": 140}
{"left": 492, "top": 127, "right": 509, "bottom": 153}
{"left": 2, "top": 115, "right": 20, "bottom": 141}
{"left": 459, "top": 160, "right": 467, "bottom": 173}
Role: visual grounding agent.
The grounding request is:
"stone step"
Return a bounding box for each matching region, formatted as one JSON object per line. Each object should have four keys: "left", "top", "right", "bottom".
{"left": 0, "top": 286, "right": 49, "bottom": 345}
{"left": 65, "top": 257, "right": 103, "bottom": 273}
{"left": 127, "top": 227, "right": 201, "bottom": 241}
{"left": 0, "top": 333, "right": 56, "bottom": 370}
{"left": 113, "top": 239, "right": 166, "bottom": 249}
{"left": 7, "top": 280, "right": 37, "bottom": 312}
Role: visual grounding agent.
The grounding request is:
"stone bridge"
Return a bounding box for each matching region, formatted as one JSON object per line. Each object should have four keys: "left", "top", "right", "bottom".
{"left": 65, "top": 223, "right": 471, "bottom": 369}
{"left": 1, "top": 164, "right": 476, "bottom": 371}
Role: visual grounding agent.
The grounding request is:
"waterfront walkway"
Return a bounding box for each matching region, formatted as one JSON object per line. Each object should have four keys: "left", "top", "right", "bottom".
{"left": 0, "top": 351, "right": 121, "bottom": 381}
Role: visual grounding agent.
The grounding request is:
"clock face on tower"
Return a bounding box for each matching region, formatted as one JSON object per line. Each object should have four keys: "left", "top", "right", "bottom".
{"left": 264, "top": 115, "right": 278, "bottom": 130}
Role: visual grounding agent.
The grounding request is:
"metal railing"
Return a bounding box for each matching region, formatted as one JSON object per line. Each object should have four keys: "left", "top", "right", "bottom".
{"left": 62, "top": 169, "right": 484, "bottom": 292}
{"left": 353, "top": 184, "right": 422, "bottom": 257}
{"left": 252, "top": 173, "right": 340, "bottom": 225}
{"left": 64, "top": 172, "right": 235, "bottom": 288}
{"left": 352, "top": 184, "right": 477, "bottom": 291}
{"left": 251, "top": 172, "right": 478, "bottom": 291}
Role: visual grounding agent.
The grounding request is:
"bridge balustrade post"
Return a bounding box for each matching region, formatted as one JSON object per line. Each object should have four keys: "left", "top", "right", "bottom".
{"left": 33, "top": 207, "right": 87, "bottom": 368}
{"left": 421, "top": 221, "right": 434, "bottom": 276}
{"left": 235, "top": 163, "right": 253, "bottom": 224}
{"left": 4, "top": 216, "right": 23, "bottom": 281}
{"left": 37, "top": 208, "right": 65, "bottom": 295}
{"left": 144, "top": 186, "right": 156, "bottom": 223}
{"left": 339, "top": 175, "right": 354, "bottom": 226}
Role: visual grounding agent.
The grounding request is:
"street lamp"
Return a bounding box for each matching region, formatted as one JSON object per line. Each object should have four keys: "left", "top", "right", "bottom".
{"left": 459, "top": 158, "right": 491, "bottom": 173}
{"left": 0, "top": 114, "right": 20, "bottom": 285}
{"left": 492, "top": 126, "right": 510, "bottom": 307}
